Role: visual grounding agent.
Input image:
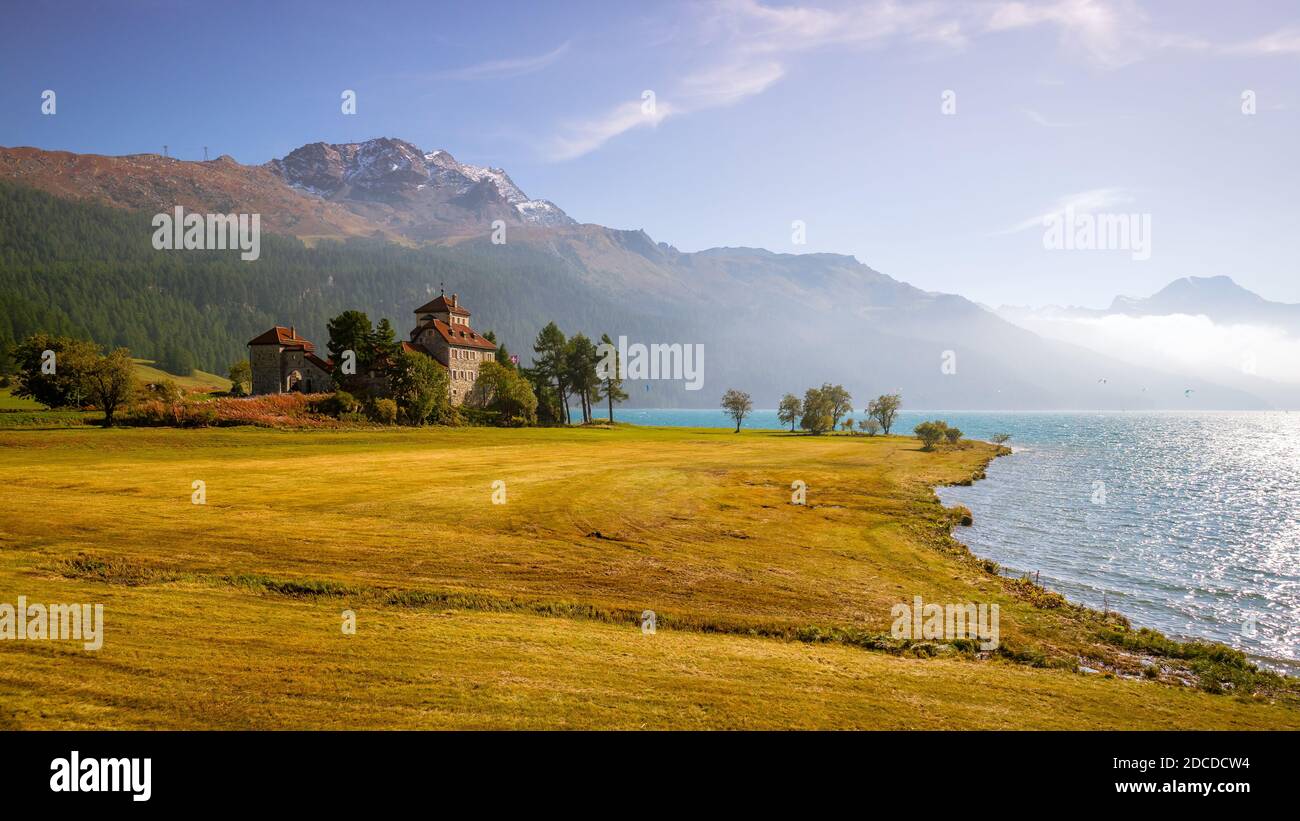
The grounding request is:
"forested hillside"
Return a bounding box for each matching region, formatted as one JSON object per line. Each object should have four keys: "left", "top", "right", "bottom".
{"left": 0, "top": 182, "right": 654, "bottom": 376}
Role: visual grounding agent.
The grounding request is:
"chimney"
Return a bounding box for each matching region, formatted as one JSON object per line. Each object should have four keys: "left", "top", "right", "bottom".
{"left": 451, "top": 294, "right": 459, "bottom": 308}
{"left": 290, "top": 325, "right": 296, "bottom": 338}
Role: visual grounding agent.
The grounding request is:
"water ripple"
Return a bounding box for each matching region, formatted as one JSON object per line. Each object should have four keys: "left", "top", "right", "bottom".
{"left": 934, "top": 411, "right": 1300, "bottom": 672}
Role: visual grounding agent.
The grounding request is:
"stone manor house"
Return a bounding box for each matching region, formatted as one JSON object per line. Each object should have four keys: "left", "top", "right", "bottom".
{"left": 248, "top": 292, "right": 498, "bottom": 405}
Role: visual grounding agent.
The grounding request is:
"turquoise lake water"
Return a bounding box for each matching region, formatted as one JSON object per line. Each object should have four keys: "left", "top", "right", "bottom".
{"left": 608, "top": 408, "right": 1300, "bottom": 670}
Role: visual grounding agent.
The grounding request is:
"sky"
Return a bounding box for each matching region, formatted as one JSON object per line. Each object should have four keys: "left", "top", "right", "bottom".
{"left": 2, "top": 0, "right": 1298, "bottom": 308}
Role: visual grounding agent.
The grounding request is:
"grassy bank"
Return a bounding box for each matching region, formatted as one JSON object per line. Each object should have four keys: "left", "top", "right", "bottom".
{"left": 0, "top": 358, "right": 230, "bottom": 428}
{"left": 0, "top": 425, "right": 1295, "bottom": 728}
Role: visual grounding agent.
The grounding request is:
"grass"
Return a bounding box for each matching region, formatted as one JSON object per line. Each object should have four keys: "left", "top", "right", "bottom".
{"left": 131, "top": 359, "right": 231, "bottom": 392}
{"left": 0, "top": 387, "right": 43, "bottom": 410}
{"left": 0, "top": 360, "right": 231, "bottom": 427}
{"left": 0, "top": 387, "right": 95, "bottom": 428}
{"left": 0, "top": 424, "right": 1295, "bottom": 729}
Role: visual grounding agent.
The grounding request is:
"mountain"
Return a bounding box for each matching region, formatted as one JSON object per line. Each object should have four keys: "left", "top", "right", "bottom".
{"left": 0, "top": 139, "right": 1279, "bottom": 409}
{"left": 266, "top": 138, "right": 574, "bottom": 239}
{"left": 997, "top": 277, "right": 1300, "bottom": 408}
{"left": 1002, "top": 276, "right": 1300, "bottom": 334}
{"left": 1109, "top": 275, "right": 1300, "bottom": 333}
{"left": 0, "top": 137, "right": 575, "bottom": 243}
{"left": 0, "top": 145, "right": 384, "bottom": 240}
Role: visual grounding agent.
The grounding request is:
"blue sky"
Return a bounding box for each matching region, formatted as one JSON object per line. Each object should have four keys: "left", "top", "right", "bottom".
{"left": 2, "top": 0, "right": 1297, "bottom": 307}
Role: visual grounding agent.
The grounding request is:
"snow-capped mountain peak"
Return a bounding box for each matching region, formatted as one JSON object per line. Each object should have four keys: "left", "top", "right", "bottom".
{"left": 266, "top": 138, "right": 573, "bottom": 227}
{"left": 425, "top": 149, "right": 573, "bottom": 227}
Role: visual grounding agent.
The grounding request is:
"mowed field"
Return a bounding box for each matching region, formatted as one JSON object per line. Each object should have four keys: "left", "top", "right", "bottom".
{"left": 0, "top": 424, "right": 1296, "bottom": 729}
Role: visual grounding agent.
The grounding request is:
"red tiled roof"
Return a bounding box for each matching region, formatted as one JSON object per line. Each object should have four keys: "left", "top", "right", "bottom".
{"left": 247, "top": 326, "right": 316, "bottom": 351}
{"left": 413, "top": 294, "right": 470, "bottom": 316}
{"left": 305, "top": 353, "right": 333, "bottom": 372}
{"left": 401, "top": 340, "right": 449, "bottom": 369}
{"left": 416, "top": 319, "right": 498, "bottom": 351}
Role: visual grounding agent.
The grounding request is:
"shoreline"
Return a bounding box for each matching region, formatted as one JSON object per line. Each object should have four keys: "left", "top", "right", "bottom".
{"left": 937, "top": 440, "right": 1299, "bottom": 681}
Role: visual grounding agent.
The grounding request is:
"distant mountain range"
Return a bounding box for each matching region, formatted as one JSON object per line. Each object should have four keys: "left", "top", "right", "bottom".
{"left": 998, "top": 276, "right": 1300, "bottom": 408}
{"left": 1001, "top": 275, "right": 1300, "bottom": 334}
{"left": 0, "top": 139, "right": 1290, "bottom": 409}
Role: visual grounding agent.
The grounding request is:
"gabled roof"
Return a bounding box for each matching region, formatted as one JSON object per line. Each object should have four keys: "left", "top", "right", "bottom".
{"left": 248, "top": 326, "right": 316, "bottom": 351}
{"left": 413, "top": 294, "right": 470, "bottom": 316}
{"left": 304, "top": 353, "right": 333, "bottom": 372}
{"left": 402, "top": 340, "right": 448, "bottom": 369}
{"left": 416, "top": 319, "right": 498, "bottom": 351}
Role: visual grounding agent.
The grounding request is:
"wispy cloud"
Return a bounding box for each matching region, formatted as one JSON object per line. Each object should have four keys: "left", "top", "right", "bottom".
{"left": 1223, "top": 26, "right": 1300, "bottom": 56}
{"left": 677, "top": 60, "right": 786, "bottom": 107}
{"left": 985, "top": 1, "right": 1300, "bottom": 64}
{"left": 1022, "top": 107, "right": 1078, "bottom": 128}
{"left": 984, "top": 0, "right": 1148, "bottom": 68}
{"left": 546, "top": 0, "right": 1300, "bottom": 160}
{"left": 545, "top": 59, "right": 784, "bottom": 161}
{"left": 547, "top": 99, "right": 676, "bottom": 163}
{"left": 424, "top": 41, "right": 571, "bottom": 81}
{"left": 546, "top": 0, "right": 963, "bottom": 160}
{"left": 998, "top": 187, "right": 1134, "bottom": 234}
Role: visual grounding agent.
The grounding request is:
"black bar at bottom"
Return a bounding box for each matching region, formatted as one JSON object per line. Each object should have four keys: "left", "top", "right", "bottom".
{"left": 3, "top": 730, "right": 1287, "bottom": 807}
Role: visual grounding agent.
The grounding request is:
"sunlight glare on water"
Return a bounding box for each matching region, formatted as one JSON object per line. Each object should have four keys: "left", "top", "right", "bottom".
{"left": 933, "top": 412, "right": 1300, "bottom": 672}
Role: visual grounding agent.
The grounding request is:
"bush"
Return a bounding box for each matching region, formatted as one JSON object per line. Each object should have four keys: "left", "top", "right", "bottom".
{"left": 125, "top": 399, "right": 172, "bottom": 426}
{"left": 313, "top": 390, "right": 360, "bottom": 418}
{"left": 914, "top": 420, "right": 949, "bottom": 450}
{"left": 227, "top": 360, "right": 252, "bottom": 397}
{"left": 141, "top": 379, "right": 183, "bottom": 404}
{"left": 460, "top": 407, "right": 501, "bottom": 427}
{"left": 371, "top": 398, "right": 398, "bottom": 425}
{"left": 944, "top": 426, "right": 962, "bottom": 444}
{"left": 124, "top": 398, "right": 215, "bottom": 427}
{"left": 121, "top": 393, "right": 339, "bottom": 429}
{"left": 467, "top": 361, "right": 537, "bottom": 426}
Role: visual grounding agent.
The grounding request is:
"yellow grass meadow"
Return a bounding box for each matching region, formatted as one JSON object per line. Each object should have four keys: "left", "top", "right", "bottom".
{"left": 1, "top": 424, "right": 1296, "bottom": 729}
